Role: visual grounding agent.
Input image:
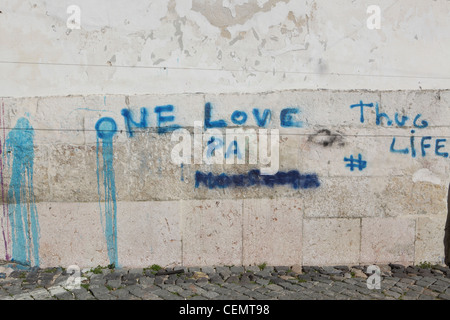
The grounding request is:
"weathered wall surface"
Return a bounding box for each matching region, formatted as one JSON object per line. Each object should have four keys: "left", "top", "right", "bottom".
{"left": 0, "top": 90, "right": 448, "bottom": 268}
{"left": 1, "top": 0, "right": 449, "bottom": 268}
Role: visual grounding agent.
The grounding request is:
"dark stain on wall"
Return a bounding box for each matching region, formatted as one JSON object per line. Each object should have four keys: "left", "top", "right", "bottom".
{"left": 308, "top": 129, "right": 345, "bottom": 147}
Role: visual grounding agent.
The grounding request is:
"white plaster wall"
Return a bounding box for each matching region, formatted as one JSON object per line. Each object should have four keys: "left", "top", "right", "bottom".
{"left": 1, "top": 0, "right": 450, "bottom": 97}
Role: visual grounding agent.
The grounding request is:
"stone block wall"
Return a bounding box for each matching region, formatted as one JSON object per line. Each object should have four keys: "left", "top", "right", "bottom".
{"left": 0, "top": 89, "right": 447, "bottom": 268}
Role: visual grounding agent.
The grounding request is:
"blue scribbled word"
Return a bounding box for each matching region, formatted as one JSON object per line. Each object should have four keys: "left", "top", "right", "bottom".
{"left": 195, "top": 169, "right": 320, "bottom": 190}
{"left": 350, "top": 101, "right": 448, "bottom": 158}
{"left": 350, "top": 101, "right": 428, "bottom": 128}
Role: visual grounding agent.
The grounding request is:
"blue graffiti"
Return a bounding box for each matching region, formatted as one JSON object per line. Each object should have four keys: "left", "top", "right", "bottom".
{"left": 205, "top": 103, "right": 303, "bottom": 129}
{"left": 343, "top": 154, "right": 367, "bottom": 172}
{"left": 230, "top": 110, "right": 248, "bottom": 125}
{"left": 224, "top": 140, "right": 242, "bottom": 159}
{"left": 390, "top": 129, "right": 449, "bottom": 158}
{"left": 95, "top": 117, "right": 119, "bottom": 267}
{"left": 121, "top": 107, "right": 148, "bottom": 138}
{"left": 195, "top": 169, "right": 320, "bottom": 189}
{"left": 6, "top": 117, "right": 40, "bottom": 266}
{"left": 280, "top": 108, "right": 303, "bottom": 128}
{"left": 204, "top": 102, "right": 227, "bottom": 129}
{"left": 154, "top": 105, "right": 180, "bottom": 134}
{"left": 252, "top": 109, "right": 271, "bottom": 127}
{"left": 206, "top": 136, "right": 224, "bottom": 158}
{"left": 120, "top": 103, "right": 304, "bottom": 137}
{"left": 350, "top": 101, "right": 374, "bottom": 123}
{"left": 350, "top": 101, "right": 429, "bottom": 129}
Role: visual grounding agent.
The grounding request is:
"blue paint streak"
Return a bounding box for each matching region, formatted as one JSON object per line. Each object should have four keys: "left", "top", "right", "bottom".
{"left": 95, "top": 117, "right": 119, "bottom": 267}
{"left": 6, "top": 117, "right": 40, "bottom": 267}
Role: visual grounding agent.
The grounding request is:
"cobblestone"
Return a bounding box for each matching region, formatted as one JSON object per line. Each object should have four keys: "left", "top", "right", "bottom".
{"left": 0, "top": 262, "right": 449, "bottom": 300}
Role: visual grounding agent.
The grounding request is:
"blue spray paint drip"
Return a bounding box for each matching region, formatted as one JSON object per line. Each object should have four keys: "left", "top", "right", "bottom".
{"left": 6, "top": 117, "right": 40, "bottom": 266}
{"left": 95, "top": 117, "right": 119, "bottom": 267}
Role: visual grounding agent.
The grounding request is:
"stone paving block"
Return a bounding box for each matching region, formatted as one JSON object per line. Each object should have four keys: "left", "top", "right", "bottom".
{"left": 73, "top": 289, "right": 96, "bottom": 300}
{"left": 429, "top": 284, "right": 447, "bottom": 293}
{"left": 55, "top": 291, "right": 75, "bottom": 300}
{"left": 266, "top": 284, "right": 283, "bottom": 291}
{"left": 383, "top": 290, "right": 402, "bottom": 299}
{"left": 394, "top": 282, "right": 410, "bottom": 290}
{"left": 215, "top": 267, "right": 230, "bottom": 275}
{"left": 209, "top": 275, "right": 224, "bottom": 284}
{"left": 433, "top": 279, "right": 450, "bottom": 287}
{"left": 126, "top": 285, "right": 161, "bottom": 300}
{"left": 230, "top": 266, "right": 245, "bottom": 274}
{"left": 106, "top": 279, "right": 122, "bottom": 289}
{"left": 422, "top": 289, "right": 439, "bottom": 297}
{"left": 417, "top": 294, "right": 435, "bottom": 300}
{"left": 341, "top": 289, "right": 361, "bottom": 298}
{"left": 201, "top": 290, "right": 220, "bottom": 299}
{"left": 139, "top": 277, "right": 155, "bottom": 287}
{"left": 188, "top": 295, "right": 209, "bottom": 300}
{"left": 201, "top": 267, "right": 215, "bottom": 274}
{"left": 415, "top": 280, "right": 433, "bottom": 288}
{"left": 329, "top": 284, "right": 346, "bottom": 293}
{"left": 153, "top": 289, "right": 184, "bottom": 300}
{"left": 14, "top": 293, "right": 34, "bottom": 300}
{"left": 243, "top": 290, "right": 270, "bottom": 300}
{"left": 29, "top": 288, "right": 52, "bottom": 300}
{"left": 245, "top": 266, "right": 260, "bottom": 273}
{"left": 389, "top": 286, "right": 405, "bottom": 294}
{"left": 438, "top": 293, "right": 450, "bottom": 300}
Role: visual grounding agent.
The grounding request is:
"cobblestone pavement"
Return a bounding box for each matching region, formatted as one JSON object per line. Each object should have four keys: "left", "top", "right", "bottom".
{"left": 1, "top": 262, "right": 450, "bottom": 300}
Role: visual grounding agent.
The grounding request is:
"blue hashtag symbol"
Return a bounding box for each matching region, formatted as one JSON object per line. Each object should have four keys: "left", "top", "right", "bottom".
{"left": 344, "top": 154, "right": 367, "bottom": 171}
